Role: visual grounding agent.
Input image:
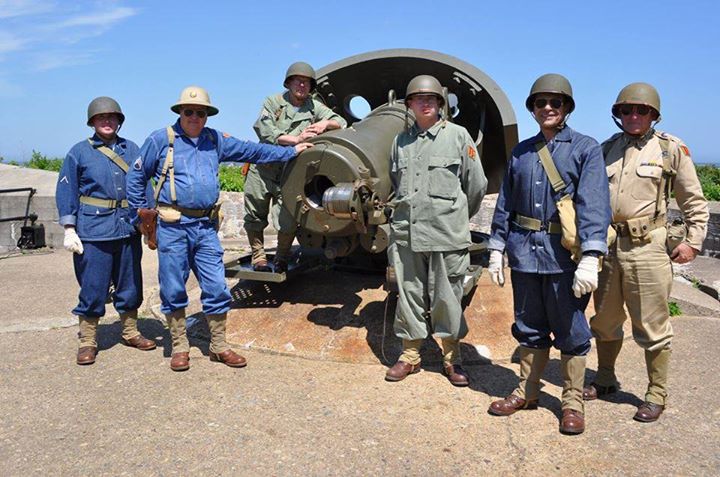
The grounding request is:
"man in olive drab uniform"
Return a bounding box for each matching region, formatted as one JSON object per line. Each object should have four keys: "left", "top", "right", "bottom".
{"left": 245, "top": 61, "right": 346, "bottom": 272}
{"left": 487, "top": 74, "right": 611, "bottom": 435}
{"left": 584, "top": 83, "right": 708, "bottom": 422}
{"left": 385, "top": 75, "right": 487, "bottom": 386}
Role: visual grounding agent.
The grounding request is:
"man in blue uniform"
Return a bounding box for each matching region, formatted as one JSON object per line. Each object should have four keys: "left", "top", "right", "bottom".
{"left": 126, "top": 86, "right": 312, "bottom": 372}
{"left": 485, "top": 74, "right": 611, "bottom": 434}
{"left": 56, "top": 96, "right": 156, "bottom": 365}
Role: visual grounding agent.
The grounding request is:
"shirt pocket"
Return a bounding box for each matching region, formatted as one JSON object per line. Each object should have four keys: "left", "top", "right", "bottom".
{"left": 631, "top": 163, "right": 662, "bottom": 201}
{"left": 77, "top": 205, "right": 115, "bottom": 238}
{"left": 393, "top": 155, "right": 409, "bottom": 196}
{"left": 428, "top": 155, "right": 461, "bottom": 200}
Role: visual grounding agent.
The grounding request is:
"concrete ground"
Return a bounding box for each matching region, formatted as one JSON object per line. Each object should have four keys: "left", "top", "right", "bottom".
{"left": 1, "top": 247, "right": 719, "bottom": 475}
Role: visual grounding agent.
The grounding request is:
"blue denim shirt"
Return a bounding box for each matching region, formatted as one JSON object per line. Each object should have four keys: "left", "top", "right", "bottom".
{"left": 489, "top": 126, "right": 611, "bottom": 273}
{"left": 56, "top": 135, "right": 149, "bottom": 241}
{"left": 126, "top": 120, "right": 296, "bottom": 224}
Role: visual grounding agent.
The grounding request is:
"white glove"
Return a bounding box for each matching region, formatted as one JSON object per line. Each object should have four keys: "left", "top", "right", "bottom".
{"left": 572, "top": 255, "right": 599, "bottom": 298}
{"left": 63, "top": 227, "right": 84, "bottom": 254}
{"left": 488, "top": 250, "right": 505, "bottom": 287}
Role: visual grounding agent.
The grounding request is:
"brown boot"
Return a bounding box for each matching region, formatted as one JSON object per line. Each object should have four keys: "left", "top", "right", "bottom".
{"left": 246, "top": 229, "right": 269, "bottom": 271}
{"left": 633, "top": 402, "right": 664, "bottom": 422}
{"left": 583, "top": 339, "right": 622, "bottom": 401}
{"left": 77, "top": 316, "right": 99, "bottom": 365}
{"left": 120, "top": 311, "right": 156, "bottom": 350}
{"left": 76, "top": 346, "right": 97, "bottom": 365}
{"left": 560, "top": 409, "right": 585, "bottom": 435}
{"left": 488, "top": 395, "right": 538, "bottom": 416}
{"left": 170, "top": 352, "right": 190, "bottom": 371}
{"left": 560, "top": 354, "right": 586, "bottom": 435}
{"left": 385, "top": 361, "right": 421, "bottom": 382}
{"left": 209, "top": 349, "right": 248, "bottom": 368}
{"left": 443, "top": 364, "right": 469, "bottom": 387}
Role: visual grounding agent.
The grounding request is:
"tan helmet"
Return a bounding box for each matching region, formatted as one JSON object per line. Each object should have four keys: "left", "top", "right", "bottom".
{"left": 171, "top": 86, "right": 219, "bottom": 116}
{"left": 525, "top": 73, "right": 575, "bottom": 113}
{"left": 612, "top": 82, "right": 660, "bottom": 118}
{"left": 405, "top": 74, "right": 445, "bottom": 106}
{"left": 87, "top": 96, "right": 125, "bottom": 126}
{"left": 284, "top": 61, "right": 317, "bottom": 90}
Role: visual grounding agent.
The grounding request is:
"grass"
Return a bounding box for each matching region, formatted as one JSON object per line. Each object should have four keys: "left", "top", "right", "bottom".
{"left": 668, "top": 301, "right": 682, "bottom": 317}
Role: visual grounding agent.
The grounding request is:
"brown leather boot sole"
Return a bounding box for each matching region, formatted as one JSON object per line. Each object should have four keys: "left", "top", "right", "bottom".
{"left": 170, "top": 352, "right": 190, "bottom": 372}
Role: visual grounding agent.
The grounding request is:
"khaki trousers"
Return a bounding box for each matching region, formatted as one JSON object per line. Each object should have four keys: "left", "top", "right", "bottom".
{"left": 397, "top": 338, "right": 462, "bottom": 366}
{"left": 592, "top": 227, "right": 674, "bottom": 351}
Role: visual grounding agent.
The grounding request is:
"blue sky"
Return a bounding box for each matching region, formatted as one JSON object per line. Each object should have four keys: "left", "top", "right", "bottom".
{"left": 1, "top": 0, "right": 719, "bottom": 164}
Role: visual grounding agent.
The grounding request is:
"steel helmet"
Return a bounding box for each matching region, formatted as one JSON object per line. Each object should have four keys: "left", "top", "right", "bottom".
{"left": 284, "top": 62, "right": 317, "bottom": 90}
{"left": 525, "top": 73, "right": 575, "bottom": 113}
{"left": 405, "top": 75, "right": 445, "bottom": 106}
{"left": 171, "top": 86, "right": 219, "bottom": 116}
{"left": 612, "top": 82, "right": 661, "bottom": 118}
{"left": 87, "top": 96, "right": 125, "bottom": 126}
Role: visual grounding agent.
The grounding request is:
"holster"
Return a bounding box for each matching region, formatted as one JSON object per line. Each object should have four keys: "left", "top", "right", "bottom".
{"left": 138, "top": 208, "right": 159, "bottom": 250}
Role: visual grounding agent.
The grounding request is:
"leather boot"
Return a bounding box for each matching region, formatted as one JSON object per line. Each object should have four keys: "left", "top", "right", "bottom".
{"left": 206, "top": 313, "right": 247, "bottom": 368}
{"left": 584, "top": 339, "right": 622, "bottom": 400}
{"left": 560, "top": 354, "right": 586, "bottom": 434}
{"left": 120, "top": 310, "right": 156, "bottom": 350}
{"left": 488, "top": 347, "right": 549, "bottom": 415}
{"left": 77, "top": 316, "right": 99, "bottom": 365}
{"left": 246, "top": 229, "right": 270, "bottom": 271}
{"left": 165, "top": 309, "right": 190, "bottom": 370}
{"left": 634, "top": 348, "right": 671, "bottom": 422}
{"left": 385, "top": 339, "right": 422, "bottom": 382}
{"left": 441, "top": 338, "right": 468, "bottom": 386}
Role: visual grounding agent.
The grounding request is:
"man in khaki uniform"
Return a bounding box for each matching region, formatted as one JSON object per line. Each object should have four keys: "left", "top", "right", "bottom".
{"left": 245, "top": 61, "right": 346, "bottom": 272}
{"left": 385, "top": 75, "right": 487, "bottom": 386}
{"left": 585, "top": 82, "right": 708, "bottom": 422}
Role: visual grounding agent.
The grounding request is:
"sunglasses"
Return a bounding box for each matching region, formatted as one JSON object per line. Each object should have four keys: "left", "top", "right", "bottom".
{"left": 533, "top": 98, "right": 564, "bottom": 109}
{"left": 182, "top": 109, "right": 208, "bottom": 118}
{"left": 619, "top": 104, "right": 651, "bottom": 116}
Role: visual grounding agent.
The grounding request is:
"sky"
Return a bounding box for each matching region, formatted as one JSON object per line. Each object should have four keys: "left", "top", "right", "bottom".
{"left": 1, "top": 0, "right": 719, "bottom": 164}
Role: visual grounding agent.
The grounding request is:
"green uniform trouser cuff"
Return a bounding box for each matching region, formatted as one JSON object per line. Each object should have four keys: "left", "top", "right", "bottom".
{"left": 78, "top": 316, "right": 99, "bottom": 348}
{"left": 441, "top": 338, "right": 462, "bottom": 366}
{"left": 645, "top": 348, "right": 671, "bottom": 405}
{"left": 165, "top": 309, "right": 189, "bottom": 354}
{"left": 594, "top": 339, "right": 623, "bottom": 387}
{"left": 561, "top": 354, "right": 586, "bottom": 413}
{"left": 119, "top": 310, "right": 141, "bottom": 341}
{"left": 399, "top": 339, "right": 423, "bottom": 365}
{"left": 513, "top": 347, "right": 550, "bottom": 401}
{"left": 206, "top": 313, "right": 230, "bottom": 354}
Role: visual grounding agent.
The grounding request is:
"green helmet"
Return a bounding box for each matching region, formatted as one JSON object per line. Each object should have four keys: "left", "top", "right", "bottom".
{"left": 525, "top": 73, "right": 575, "bottom": 113}
{"left": 612, "top": 82, "right": 660, "bottom": 118}
{"left": 284, "top": 61, "right": 317, "bottom": 90}
{"left": 171, "top": 85, "right": 219, "bottom": 116}
{"left": 87, "top": 96, "right": 125, "bottom": 126}
{"left": 405, "top": 75, "right": 445, "bottom": 106}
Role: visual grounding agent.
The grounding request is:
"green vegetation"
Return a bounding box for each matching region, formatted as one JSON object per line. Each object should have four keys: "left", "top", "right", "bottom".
{"left": 218, "top": 164, "right": 245, "bottom": 192}
{"left": 696, "top": 165, "right": 720, "bottom": 201}
{"left": 26, "top": 150, "right": 63, "bottom": 172}
{"left": 668, "top": 301, "right": 682, "bottom": 317}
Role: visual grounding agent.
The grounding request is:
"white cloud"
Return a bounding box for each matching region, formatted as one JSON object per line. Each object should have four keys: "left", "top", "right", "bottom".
{"left": 0, "top": 0, "right": 55, "bottom": 19}
{"left": 0, "top": 31, "right": 27, "bottom": 54}
{"left": 53, "top": 6, "right": 136, "bottom": 28}
{"left": 32, "top": 50, "right": 97, "bottom": 72}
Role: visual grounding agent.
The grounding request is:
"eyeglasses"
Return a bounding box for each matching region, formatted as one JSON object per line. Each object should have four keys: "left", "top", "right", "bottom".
{"left": 182, "top": 109, "right": 208, "bottom": 118}
{"left": 410, "top": 95, "right": 440, "bottom": 104}
{"left": 533, "top": 98, "right": 564, "bottom": 109}
{"left": 619, "top": 104, "right": 651, "bottom": 116}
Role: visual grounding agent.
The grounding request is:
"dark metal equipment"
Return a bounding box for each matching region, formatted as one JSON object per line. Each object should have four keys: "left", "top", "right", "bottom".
{"left": 0, "top": 187, "right": 46, "bottom": 249}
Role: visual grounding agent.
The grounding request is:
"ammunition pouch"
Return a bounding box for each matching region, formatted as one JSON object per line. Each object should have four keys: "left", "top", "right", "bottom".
{"left": 137, "top": 208, "right": 158, "bottom": 250}
{"left": 613, "top": 214, "right": 665, "bottom": 245}
{"left": 157, "top": 204, "right": 182, "bottom": 223}
{"left": 666, "top": 218, "right": 688, "bottom": 253}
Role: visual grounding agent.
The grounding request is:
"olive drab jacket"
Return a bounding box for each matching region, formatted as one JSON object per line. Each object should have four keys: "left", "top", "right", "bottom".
{"left": 389, "top": 119, "right": 487, "bottom": 252}
{"left": 603, "top": 129, "right": 708, "bottom": 250}
{"left": 252, "top": 92, "right": 347, "bottom": 181}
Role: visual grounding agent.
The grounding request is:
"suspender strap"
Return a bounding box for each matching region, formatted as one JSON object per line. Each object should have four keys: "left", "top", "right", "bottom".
{"left": 535, "top": 141, "right": 567, "bottom": 193}
{"left": 154, "top": 126, "right": 177, "bottom": 204}
{"left": 87, "top": 139, "right": 129, "bottom": 173}
{"left": 655, "top": 136, "right": 675, "bottom": 219}
{"left": 79, "top": 196, "right": 128, "bottom": 208}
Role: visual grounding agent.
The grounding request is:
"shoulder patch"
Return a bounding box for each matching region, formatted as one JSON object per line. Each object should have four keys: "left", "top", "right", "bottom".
{"left": 133, "top": 157, "right": 142, "bottom": 171}
{"left": 467, "top": 145, "right": 477, "bottom": 159}
{"left": 222, "top": 132, "right": 232, "bottom": 138}
{"left": 680, "top": 144, "right": 691, "bottom": 156}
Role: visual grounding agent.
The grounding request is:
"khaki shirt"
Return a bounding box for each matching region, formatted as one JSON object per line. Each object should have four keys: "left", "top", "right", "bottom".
{"left": 603, "top": 129, "right": 708, "bottom": 250}
{"left": 390, "top": 120, "right": 487, "bottom": 252}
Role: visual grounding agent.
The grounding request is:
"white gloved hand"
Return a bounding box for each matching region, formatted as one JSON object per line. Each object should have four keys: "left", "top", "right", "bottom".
{"left": 488, "top": 250, "right": 505, "bottom": 287}
{"left": 63, "top": 227, "right": 84, "bottom": 254}
{"left": 572, "top": 255, "right": 599, "bottom": 298}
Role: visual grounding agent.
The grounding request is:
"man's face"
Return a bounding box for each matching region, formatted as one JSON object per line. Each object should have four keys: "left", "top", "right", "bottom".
{"left": 408, "top": 94, "right": 440, "bottom": 124}
{"left": 91, "top": 113, "right": 120, "bottom": 141}
{"left": 287, "top": 75, "right": 312, "bottom": 103}
{"left": 532, "top": 93, "right": 569, "bottom": 130}
{"left": 179, "top": 105, "right": 208, "bottom": 138}
{"left": 618, "top": 104, "right": 657, "bottom": 136}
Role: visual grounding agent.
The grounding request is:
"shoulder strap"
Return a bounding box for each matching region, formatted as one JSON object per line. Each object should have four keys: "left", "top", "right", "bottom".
{"left": 88, "top": 139, "right": 129, "bottom": 173}
{"left": 274, "top": 94, "right": 286, "bottom": 121}
{"left": 534, "top": 141, "right": 567, "bottom": 193}
{"left": 654, "top": 134, "right": 676, "bottom": 218}
{"left": 153, "top": 127, "right": 176, "bottom": 204}
{"left": 601, "top": 134, "right": 622, "bottom": 159}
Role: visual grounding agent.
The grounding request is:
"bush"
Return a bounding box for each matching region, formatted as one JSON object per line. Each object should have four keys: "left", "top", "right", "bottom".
{"left": 218, "top": 164, "right": 246, "bottom": 192}
{"left": 696, "top": 164, "right": 720, "bottom": 201}
{"left": 26, "top": 150, "right": 63, "bottom": 172}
